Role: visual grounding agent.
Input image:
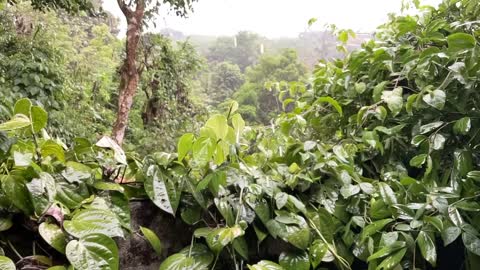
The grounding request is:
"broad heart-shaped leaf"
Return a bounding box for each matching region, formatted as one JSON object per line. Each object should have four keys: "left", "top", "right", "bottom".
{"left": 13, "top": 151, "right": 33, "bottom": 166}
{"left": 1, "top": 175, "right": 33, "bottom": 215}
{"left": 279, "top": 250, "right": 310, "bottom": 270}
{"left": 14, "top": 98, "right": 32, "bottom": 116}
{"left": 205, "top": 114, "right": 229, "bottom": 140}
{"left": 231, "top": 113, "right": 245, "bottom": 143}
{"left": 39, "top": 222, "right": 67, "bottom": 254}
{"left": 192, "top": 137, "right": 215, "bottom": 166}
{"left": 381, "top": 87, "right": 403, "bottom": 116}
{"left": 378, "top": 182, "right": 397, "bottom": 205}
{"left": 26, "top": 172, "right": 56, "bottom": 216}
{"left": 417, "top": 231, "right": 437, "bottom": 267}
{"left": 40, "top": 140, "right": 65, "bottom": 162}
{"left": 55, "top": 180, "right": 90, "bottom": 209}
{"left": 144, "top": 165, "right": 180, "bottom": 215}
{"left": 31, "top": 105, "right": 48, "bottom": 132}
{"left": 309, "top": 240, "right": 329, "bottom": 268}
{"left": 205, "top": 225, "right": 245, "bottom": 254}
{"left": 140, "top": 226, "right": 162, "bottom": 255}
{"left": 177, "top": 133, "right": 194, "bottom": 161}
{"left": 409, "top": 154, "right": 427, "bottom": 168}
{"left": 248, "top": 260, "right": 284, "bottom": 270}
{"left": 87, "top": 193, "right": 131, "bottom": 230}
{"left": 422, "top": 89, "right": 446, "bottom": 110}
{"left": 367, "top": 241, "right": 406, "bottom": 262}
{"left": 316, "top": 96, "right": 343, "bottom": 116}
{"left": 361, "top": 219, "right": 393, "bottom": 242}
{"left": 178, "top": 244, "right": 214, "bottom": 269}
{"left": 0, "top": 256, "right": 15, "bottom": 270}
{"left": 376, "top": 248, "right": 406, "bottom": 270}
{"left": 453, "top": 117, "right": 471, "bottom": 135}
{"left": 462, "top": 232, "right": 480, "bottom": 256}
{"left": 0, "top": 216, "right": 13, "bottom": 231}
{"left": 63, "top": 208, "right": 124, "bottom": 238}
{"left": 442, "top": 226, "right": 461, "bottom": 246}
{"left": 159, "top": 254, "right": 196, "bottom": 270}
{"left": 95, "top": 136, "right": 127, "bottom": 165}
{"left": 0, "top": 114, "right": 31, "bottom": 131}
{"left": 447, "top": 33, "right": 476, "bottom": 53}
{"left": 66, "top": 233, "right": 119, "bottom": 270}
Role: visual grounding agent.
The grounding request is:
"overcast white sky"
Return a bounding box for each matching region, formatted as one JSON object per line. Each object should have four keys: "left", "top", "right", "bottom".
{"left": 103, "top": 0, "right": 441, "bottom": 38}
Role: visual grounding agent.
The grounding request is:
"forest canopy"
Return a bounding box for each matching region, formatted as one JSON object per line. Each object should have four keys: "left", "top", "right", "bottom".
{"left": 2, "top": 0, "right": 480, "bottom": 270}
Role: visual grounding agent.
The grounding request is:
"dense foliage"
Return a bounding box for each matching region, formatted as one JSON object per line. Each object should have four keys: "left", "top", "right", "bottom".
{"left": 2, "top": 0, "right": 480, "bottom": 270}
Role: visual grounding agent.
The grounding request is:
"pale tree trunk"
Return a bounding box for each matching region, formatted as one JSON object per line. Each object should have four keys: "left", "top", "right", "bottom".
{"left": 112, "top": 0, "right": 145, "bottom": 145}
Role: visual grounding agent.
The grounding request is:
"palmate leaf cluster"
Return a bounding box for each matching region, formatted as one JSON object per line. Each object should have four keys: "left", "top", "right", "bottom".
{"left": 3, "top": 0, "right": 480, "bottom": 269}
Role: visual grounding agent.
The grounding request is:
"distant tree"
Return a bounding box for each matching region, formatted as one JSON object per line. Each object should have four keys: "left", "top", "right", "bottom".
{"left": 234, "top": 49, "right": 307, "bottom": 123}
{"left": 208, "top": 62, "right": 244, "bottom": 105}
{"left": 5, "top": 0, "right": 95, "bottom": 13}
{"left": 207, "top": 31, "right": 261, "bottom": 71}
{"left": 112, "top": 0, "right": 197, "bottom": 145}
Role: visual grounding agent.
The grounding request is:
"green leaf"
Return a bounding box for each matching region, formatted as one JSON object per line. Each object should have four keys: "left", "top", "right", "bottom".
{"left": 26, "top": 172, "right": 56, "bottom": 216}
{"left": 177, "top": 244, "right": 214, "bottom": 270}
{"left": 373, "top": 81, "right": 389, "bottom": 102}
{"left": 233, "top": 237, "right": 249, "bottom": 259}
{"left": 205, "top": 226, "right": 244, "bottom": 254}
{"left": 205, "top": 114, "right": 229, "bottom": 140}
{"left": 309, "top": 240, "right": 328, "bottom": 268}
{"left": 361, "top": 219, "right": 393, "bottom": 242}
{"left": 419, "top": 121, "right": 443, "bottom": 134}
{"left": 40, "top": 140, "right": 65, "bottom": 162}
{"left": 430, "top": 134, "right": 446, "bottom": 150}
{"left": 279, "top": 250, "right": 310, "bottom": 270}
{"left": 159, "top": 254, "right": 195, "bottom": 270}
{"left": 381, "top": 87, "right": 403, "bottom": 116}
{"left": 376, "top": 248, "right": 406, "bottom": 270}
{"left": 39, "top": 222, "right": 67, "bottom": 254}
{"left": 317, "top": 96, "right": 343, "bottom": 116}
{"left": 447, "top": 33, "right": 476, "bottom": 53}
{"left": 93, "top": 182, "right": 124, "bottom": 193}
{"left": 378, "top": 182, "right": 397, "bottom": 205}
{"left": 140, "top": 226, "right": 162, "bottom": 255}
{"left": 0, "top": 256, "right": 15, "bottom": 270}
{"left": 0, "top": 216, "right": 12, "bottom": 231}
{"left": 367, "top": 241, "right": 405, "bottom": 262}
{"left": 467, "top": 171, "right": 480, "bottom": 181}
{"left": 422, "top": 89, "right": 446, "bottom": 110}
{"left": 355, "top": 82, "right": 367, "bottom": 94}
{"left": 0, "top": 114, "right": 31, "bottom": 131}
{"left": 1, "top": 175, "right": 33, "bottom": 215}
{"left": 144, "top": 166, "right": 180, "bottom": 215}
{"left": 409, "top": 154, "right": 427, "bottom": 168}
{"left": 31, "top": 105, "right": 48, "bottom": 132}
{"left": 248, "top": 261, "right": 284, "bottom": 270}
{"left": 95, "top": 136, "right": 127, "bottom": 165}
{"left": 275, "top": 192, "right": 289, "bottom": 209}
{"left": 177, "top": 133, "right": 194, "bottom": 161}
{"left": 417, "top": 231, "right": 437, "bottom": 266}
{"left": 66, "top": 234, "right": 119, "bottom": 270}
{"left": 453, "top": 117, "right": 471, "bottom": 135}
{"left": 232, "top": 113, "right": 245, "bottom": 142}
{"left": 13, "top": 98, "right": 32, "bottom": 116}
{"left": 462, "top": 232, "right": 480, "bottom": 256}
{"left": 441, "top": 226, "right": 461, "bottom": 246}
{"left": 63, "top": 209, "right": 124, "bottom": 238}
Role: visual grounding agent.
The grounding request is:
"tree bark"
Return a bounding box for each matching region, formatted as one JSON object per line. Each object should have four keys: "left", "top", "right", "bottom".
{"left": 112, "top": 0, "right": 145, "bottom": 145}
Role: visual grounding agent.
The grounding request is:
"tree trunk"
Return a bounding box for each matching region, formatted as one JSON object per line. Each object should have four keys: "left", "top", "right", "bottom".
{"left": 112, "top": 0, "right": 145, "bottom": 145}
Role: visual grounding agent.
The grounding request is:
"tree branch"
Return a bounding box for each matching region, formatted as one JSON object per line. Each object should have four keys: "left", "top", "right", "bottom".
{"left": 117, "top": 0, "right": 132, "bottom": 17}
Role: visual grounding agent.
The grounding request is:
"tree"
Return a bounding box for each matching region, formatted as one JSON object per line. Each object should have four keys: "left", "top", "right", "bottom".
{"left": 234, "top": 48, "right": 307, "bottom": 123}
{"left": 112, "top": 0, "right": 197, "bottom": 145}
{"left": 208, "top": 62, "right": 244, "bottom": 105}
{"left": 5, "top": 0, "right": 95, "bottom": 13}
{"left": 207, "top": 31, "right": 262, "bottom": 71}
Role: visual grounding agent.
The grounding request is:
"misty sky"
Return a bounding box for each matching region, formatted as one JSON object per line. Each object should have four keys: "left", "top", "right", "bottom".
{"left": 103, "top": 0, "right": 441, "bottom": 38}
